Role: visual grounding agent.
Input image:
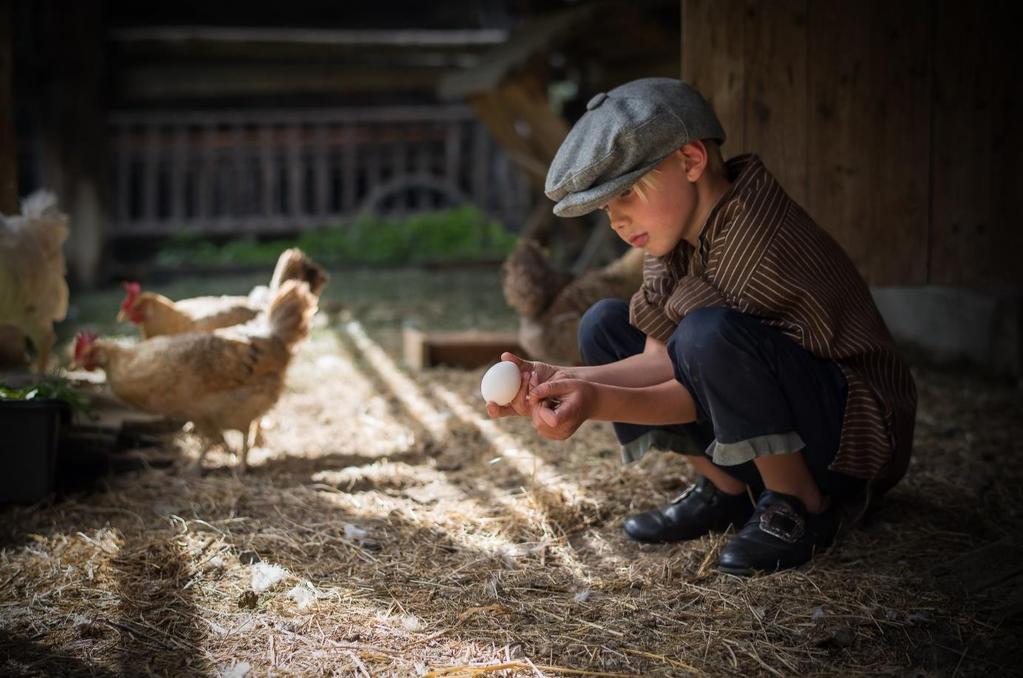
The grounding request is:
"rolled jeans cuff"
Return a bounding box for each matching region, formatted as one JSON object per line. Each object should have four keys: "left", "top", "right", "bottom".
{"left": 708, "top": 431, "right": 806, "bottom": 466}
{"left": 621, "top": 428, "right": 706, "bottom": 464}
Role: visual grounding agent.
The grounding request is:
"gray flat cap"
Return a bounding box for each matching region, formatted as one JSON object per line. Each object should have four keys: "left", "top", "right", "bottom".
{"left": 545, "top": 78, "right": 725, "bottom": 218}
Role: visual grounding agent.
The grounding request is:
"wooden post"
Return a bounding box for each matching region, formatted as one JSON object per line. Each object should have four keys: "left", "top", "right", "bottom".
{"left": 444, "top": 121, "right": 462, "bottom": 191}
{"left": 342, "top": 125, "right": 358, "bottom": 214}
{"left": 414, "top": 125, "right": 432, "bottom": 209}
{"left": 260, "top": 124, "right": 276, "bottom": 223}
{"left": 287, "top": 122, "right": 303, "bottom": 219}
{"left": 0, "top": 0, "right": 17, "bottom": 214}
{"left": 142, "top": 124, "right": 160, "bottom": 229}
{"left": 232, "top": 123, "right": 248, "bottom": 219}
{"left": 35, "top": 0, "right": 109, "bottom": 286}
{"left": 313, "top": 124, "right": 328, "bottom": 220}
{"left": 171, "top": 125, "right": 189, "bottom": 227}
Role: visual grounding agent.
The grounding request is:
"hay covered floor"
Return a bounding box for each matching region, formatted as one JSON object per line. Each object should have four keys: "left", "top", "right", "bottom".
{"left": 2, "top": 279, "right": 1022, "bottom": 676}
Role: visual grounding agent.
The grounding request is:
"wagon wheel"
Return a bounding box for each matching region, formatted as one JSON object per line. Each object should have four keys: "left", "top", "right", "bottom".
{"left": 356, "top": 174, "right": 469, "bottom": 218}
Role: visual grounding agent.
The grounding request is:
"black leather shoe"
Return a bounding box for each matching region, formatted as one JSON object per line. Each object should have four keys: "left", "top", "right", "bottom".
{"left": 623, "top": 477, "right": 754, "bottom": 543}
{"left": 716, "top": 490, "right": 838, "bottom": 576}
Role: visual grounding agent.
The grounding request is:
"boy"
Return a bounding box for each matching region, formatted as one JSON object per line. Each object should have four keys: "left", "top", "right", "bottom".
{"left": 487, "top": 78, "right": 916, "bottom": 575}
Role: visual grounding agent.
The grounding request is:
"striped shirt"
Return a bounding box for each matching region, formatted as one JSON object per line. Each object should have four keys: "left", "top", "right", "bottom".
{"left": 629, "top": 154, "right": 916, "bottom": 491}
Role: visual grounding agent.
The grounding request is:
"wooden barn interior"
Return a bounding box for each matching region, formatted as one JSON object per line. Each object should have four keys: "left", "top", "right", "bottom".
{"left": 1, "top": 2, "right": 1022, "bottom": 676}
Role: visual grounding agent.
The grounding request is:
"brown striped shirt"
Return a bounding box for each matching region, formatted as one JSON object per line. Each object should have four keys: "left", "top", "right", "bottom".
{"left": 629, "top": 154, "right": 916, "bottom": 492}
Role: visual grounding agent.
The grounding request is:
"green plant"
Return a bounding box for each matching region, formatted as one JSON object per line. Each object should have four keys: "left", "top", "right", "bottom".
{"left": 0, "top": 376, "right": 91, "bottom": 415}
{"left": 154, "top": 207, "right": 516, "bottom": 267}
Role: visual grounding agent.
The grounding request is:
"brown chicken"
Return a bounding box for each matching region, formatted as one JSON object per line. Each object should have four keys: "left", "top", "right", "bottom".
{"left": 0, "top": 191, "right": 70, "bottom": 371}
{"left": 502, "top": 240, "right": 645, "bottom": 365}
{"left": 118, "top": 248, "right": 328, "bottom": 339}
{"left": 75, "top": 280, "right": 318, "bottom": 472}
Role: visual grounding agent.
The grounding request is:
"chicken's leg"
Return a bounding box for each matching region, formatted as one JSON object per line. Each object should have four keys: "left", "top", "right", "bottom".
{"left": 31, "top": 327, "right": 54, "bottom": 374}
{"left": 189, "top": 425, "right": 225, "bottom": 474}
{"left": 237, "top": 420, "right": 259, "bottom": 474}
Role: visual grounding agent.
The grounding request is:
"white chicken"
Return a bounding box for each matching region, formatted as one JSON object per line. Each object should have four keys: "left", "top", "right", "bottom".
{"left": 0, "top": 191, "right": 70, "bottom": 372}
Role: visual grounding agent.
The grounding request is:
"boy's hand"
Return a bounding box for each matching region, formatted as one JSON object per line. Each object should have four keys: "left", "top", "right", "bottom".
{"left": 525, "top": 378, "right": 597, "bottom": 440}
{"left": 484, "top": 352, "right": 566, "bottom": 419}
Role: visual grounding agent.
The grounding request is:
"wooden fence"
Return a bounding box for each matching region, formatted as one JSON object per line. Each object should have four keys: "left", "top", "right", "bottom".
{"left": 108, "top": 106, "right": 531, "bottom": 236}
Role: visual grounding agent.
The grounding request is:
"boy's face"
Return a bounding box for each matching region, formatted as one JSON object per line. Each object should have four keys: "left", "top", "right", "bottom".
{"left": 602, "top": 150, "right": 697, "bottom": 257}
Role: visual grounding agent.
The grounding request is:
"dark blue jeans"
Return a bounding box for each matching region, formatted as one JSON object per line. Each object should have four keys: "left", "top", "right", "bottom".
{"left": 578, "top": 299, "right": 862, "bottom": 499}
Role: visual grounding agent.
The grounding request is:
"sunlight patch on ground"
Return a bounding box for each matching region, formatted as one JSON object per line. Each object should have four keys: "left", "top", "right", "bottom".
{"left": 341, "top": 320, "right": 599, "bottom": 582}
{"left": 343, "top": 321, "right": 451, "bottom": 441}
{"left": 267, "top": 330, "right": 418, "bottom": 460}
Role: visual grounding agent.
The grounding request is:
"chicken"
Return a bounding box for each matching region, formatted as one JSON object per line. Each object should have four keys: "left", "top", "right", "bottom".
{"left": 502, "top": 240, "right": 645, "bottom": 364}
{"left": 75, "top": 280, "right": 318, "bottom": 472}
{"left": 118, "top": 283, "right": 263, "bottom": 339}
{"left": 118, "top": 248, "right": 328, "bottom": 339}
{"left": 0, "top": 191, "right": 70, "bottom": 372}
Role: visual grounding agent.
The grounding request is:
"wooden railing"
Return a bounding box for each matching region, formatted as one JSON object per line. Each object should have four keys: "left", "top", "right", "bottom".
{"left": 108, "top": 106, "right": 531, "bottom": 236}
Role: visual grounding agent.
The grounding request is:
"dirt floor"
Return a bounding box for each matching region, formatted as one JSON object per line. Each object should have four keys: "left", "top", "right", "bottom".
{"left": 2, "top": 268, "right": 1022, "bottom": 677}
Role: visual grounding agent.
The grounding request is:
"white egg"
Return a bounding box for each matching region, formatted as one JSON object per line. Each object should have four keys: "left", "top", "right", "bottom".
{"left": 480, "top": 361, "right": 522, "bottom": 406}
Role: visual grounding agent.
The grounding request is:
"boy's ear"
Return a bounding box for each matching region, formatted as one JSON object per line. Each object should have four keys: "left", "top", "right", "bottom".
{"left": 678, "top": 141, "right": 710, "bottom": 182}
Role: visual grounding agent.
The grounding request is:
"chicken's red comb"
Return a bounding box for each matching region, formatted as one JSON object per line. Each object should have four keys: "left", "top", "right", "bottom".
{"left": 120, "top": 281, "right": 141, "bottom": 312}
{"left": 73, "top": 330, "right": 98, "bottom": 359}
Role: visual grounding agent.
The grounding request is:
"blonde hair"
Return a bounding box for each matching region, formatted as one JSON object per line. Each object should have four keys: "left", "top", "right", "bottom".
{"left": 633, "top": 168, "right": 663, "bottom": 202}
{"left": 633, "top": 140, "right": 726, "bottom": 202}
{"left": 604, "top": 140, "right": 726, "bottom": 211}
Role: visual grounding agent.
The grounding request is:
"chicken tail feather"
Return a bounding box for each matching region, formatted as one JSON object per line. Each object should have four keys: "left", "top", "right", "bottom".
{"left": 268, "top": 280, "right": 317, "bottom": 349}
{"left": 270, "top": 248, "right": 329, "bottom": 296}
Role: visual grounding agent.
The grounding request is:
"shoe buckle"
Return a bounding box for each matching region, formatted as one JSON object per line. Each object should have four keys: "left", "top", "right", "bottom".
{"left": 670, "top": 484, "right": 698, "bottom": 504}
{"left": 759, "top": 502, "right": 805, "bottom": 544}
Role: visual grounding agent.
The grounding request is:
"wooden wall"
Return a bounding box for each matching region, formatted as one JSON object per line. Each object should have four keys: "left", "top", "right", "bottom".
{"left": 682, "top": 0, "right": 1022, "bottom": 288}
{"left": 0, "top": 0, "right": 16, "bottom": 213}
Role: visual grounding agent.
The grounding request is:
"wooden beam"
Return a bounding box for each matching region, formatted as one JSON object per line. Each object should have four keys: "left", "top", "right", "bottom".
{"left": 0, "top": 0, "right": 16, "bottom": 214}
{"left": 682, "top": 0, "right": 746, "bottom": 154}
{"left": 743, "top": 0, "right": 808, "bottom": 205}
{"left": 930, "top": 0, "right": 1022, "bottom": 286}
{"left": 36, "top": 0, "right": 109, "bottom": 286}
{"left": 468, "top": 69, "right": 569, "bottom": 191}
{"left": 115, "top": 64, "right": 446, "bottom": 102}
{"left": 403, "top": 327, "right": 523, "bottom": 370}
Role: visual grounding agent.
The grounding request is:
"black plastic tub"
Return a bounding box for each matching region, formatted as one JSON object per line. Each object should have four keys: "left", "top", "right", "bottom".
{"left": 0, "top": 399, "right": 71, "bottom": 504}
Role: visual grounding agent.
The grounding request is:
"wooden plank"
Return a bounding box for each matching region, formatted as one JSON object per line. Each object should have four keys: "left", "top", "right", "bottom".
{"left": 414, "top": 127, "right": 432, "bottom": 209}
{"left": 232, "top": 124, "right": 247, "bottom": 217}
{"left": 0, "top": 0, "right": 16, "bottom": 214}
{"left": 260, "top": 125, "right": 276, "bottom": 218}
{"left": 495, "top": 73, "right": 569, "bottom": 165}
{"left": 389, "top": 139, "right": 406, "bottom": 213}
{"left": 366, "top": 139, "right": 384, "bottom": 199}
{"left": 468, "top": 93, "right": 547, "bottom": 187}
{"left": 985, "top": 1, "right": 1023, "bottom": 286}
{"left": 742, "top": 0, "right": 807, "bottom": 204}
{"left": 142, "top": 125, "right": 161, "bottom": 223}
{"left": 444, "top": 121, "right": 462, "bottom": 188}
{"left": 402, "top": 327, "right": 430, "bottom": 371}
{"left": 470, "top": 123, "right": 489, "bottom": 213}
{"left": 403, "top": 327, "right": 523, "bottom": 370}
{"left": 342, "top": 125, "right": 358, "bottom": 213}
{"left": 110, "top": 105, "right": 474, "bottom": 127}
{"left": 197, "top": 123, "right": 217, "bottom": 219}
{"left": 287, "top": 124, "right": 303, "bottom": 217}
{"left": 865, "top": 0, "right": 930, "bottom": 285}
{"left": 806, "top": 0, "right": 873, "bottom": 280}
{"left": 682, "top": 0, "right": 747, "bottom": 154}
{"left": 929, "top": 0, "right": 990, "bottom": 285}
{"left": 313, "top": 124, "right": 329, "bottom": 218}
{"left": 115, "top": 127, "right": 132, "bottom": 227}
{"left": 466, "top": 72, "right": 568, "bottom": 191}
{"left": 170, "top": 125, "right": 189, "bottom": 222}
